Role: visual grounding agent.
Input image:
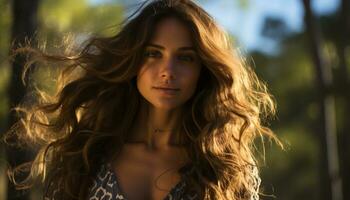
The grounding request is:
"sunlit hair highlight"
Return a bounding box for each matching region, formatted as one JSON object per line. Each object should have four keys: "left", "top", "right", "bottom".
{"left": 5, "top": 0, "right": 282, "bottom": 199}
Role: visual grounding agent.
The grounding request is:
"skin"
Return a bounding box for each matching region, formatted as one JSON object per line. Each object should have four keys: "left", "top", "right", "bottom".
{"left": 131, "top": 17, "right": 202, "bottom": 151}
{"left": 111, "top": 17, "right": 202, "bottom": 200}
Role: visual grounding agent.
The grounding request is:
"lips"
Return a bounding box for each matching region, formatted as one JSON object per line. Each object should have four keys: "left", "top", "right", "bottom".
{"left": 153, "top": 86, "right": 180, "bottom": 91}
{"left": 153, "top": 86, "right": 180, "bottom": 96}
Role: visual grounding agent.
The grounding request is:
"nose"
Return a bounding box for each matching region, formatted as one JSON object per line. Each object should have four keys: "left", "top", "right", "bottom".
{"left": 160, "top": 57, "right": 176, "bottom": 80}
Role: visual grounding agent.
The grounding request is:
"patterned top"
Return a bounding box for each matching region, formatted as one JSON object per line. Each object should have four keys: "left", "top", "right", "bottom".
{"left": 87, "top": 164, "right": 198, "bottom": 200}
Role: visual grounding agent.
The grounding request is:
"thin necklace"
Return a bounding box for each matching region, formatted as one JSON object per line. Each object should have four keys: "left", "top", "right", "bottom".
{"left": 153, "top": 128, "right": 177, "bottom": 133}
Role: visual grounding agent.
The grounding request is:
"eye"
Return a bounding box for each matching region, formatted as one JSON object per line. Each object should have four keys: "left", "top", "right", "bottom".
{"left": 178, "top": 54, "right": 195, "bottom": 62}
{"left": 144, "top": 50, "right": 162, "bottom": 58}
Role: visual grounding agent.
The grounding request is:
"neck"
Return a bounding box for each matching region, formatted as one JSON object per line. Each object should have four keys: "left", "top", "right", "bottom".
{"left": 127, "top": 99, "right": 184, "bottom": 150}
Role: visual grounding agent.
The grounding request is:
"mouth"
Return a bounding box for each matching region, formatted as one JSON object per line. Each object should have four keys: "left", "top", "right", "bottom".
{"left": 153, "top": 86, "right": 180, "bottom": 91}
{"left": 153, "top": 86, "right": 180, "bottom": 95}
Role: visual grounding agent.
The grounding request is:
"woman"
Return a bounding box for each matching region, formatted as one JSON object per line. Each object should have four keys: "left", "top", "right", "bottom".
{"left": 7, "top": 0, "right": 281, "bottom": 199}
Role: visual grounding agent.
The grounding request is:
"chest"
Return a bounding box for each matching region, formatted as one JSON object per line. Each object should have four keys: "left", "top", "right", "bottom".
{"left": 110, "top": 146, "right": 189, "bottom": 200}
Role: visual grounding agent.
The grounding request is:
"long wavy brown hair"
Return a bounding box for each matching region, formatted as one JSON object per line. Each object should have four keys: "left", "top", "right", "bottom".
{"left": 5, "top": 0, "right": 282, "bottom": 199}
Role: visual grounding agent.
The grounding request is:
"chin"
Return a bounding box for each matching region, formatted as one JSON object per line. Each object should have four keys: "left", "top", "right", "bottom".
{"left": 152, "top": 103, "right": 181, "bottom": 110}
{"left": 150, "top": 99, "right": 184, "bottom": 110}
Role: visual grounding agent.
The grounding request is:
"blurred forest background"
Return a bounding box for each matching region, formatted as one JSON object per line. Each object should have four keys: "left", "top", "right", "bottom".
{"left": 0, "top": 0, "right": 349, "bottom": 200}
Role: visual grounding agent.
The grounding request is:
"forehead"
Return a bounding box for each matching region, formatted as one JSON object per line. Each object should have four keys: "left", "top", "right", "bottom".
{"left": 149, "top": 17, "right": 193, "bottom": 46}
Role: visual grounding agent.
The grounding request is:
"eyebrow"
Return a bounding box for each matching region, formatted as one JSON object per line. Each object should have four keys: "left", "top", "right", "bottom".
{"left": 146, "top": 43, "right": 196, "bottom": 52}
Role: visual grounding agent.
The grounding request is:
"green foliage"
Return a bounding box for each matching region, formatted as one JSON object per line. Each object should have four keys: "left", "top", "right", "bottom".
{"left": 33, "top": 0, "right": 124, "bottom": 97}
{"left": 39, "top": 0, "right": 89, "bottom": 31}
{"left": 0, "top": 0, "right": 10, "bottom": 132}
{"left": 0, "top": 66, "right": 9, "bottom": 134}
{"left": 71, "top": 4, "right": 124, "bottom": 36}
{"left": 38, "top": 0, "right": 123, "bottom": 37}
{"left": 237, "top": 0, "right": 250, "bottom": 9}
{"left": 250, "top": 31, "right": 322, "bottom": 199}
{"left": 0, "top": 0, "right": 11, "bottom": 60}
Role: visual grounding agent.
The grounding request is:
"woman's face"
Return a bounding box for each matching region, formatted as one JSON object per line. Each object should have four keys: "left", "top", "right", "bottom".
{"left": 137, "top": 17, "right": 202, "bottom": 110}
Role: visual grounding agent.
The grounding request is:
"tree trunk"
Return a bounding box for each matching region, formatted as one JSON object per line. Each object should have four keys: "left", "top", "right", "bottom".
{"left": 6, "top": 0, "right": 40, "bottom": 199}
{"left": 302, "top": 0, "right": 342, "bottom": 200}
{"left": 337, "top": 0, "right": 350, "bottom": 199}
